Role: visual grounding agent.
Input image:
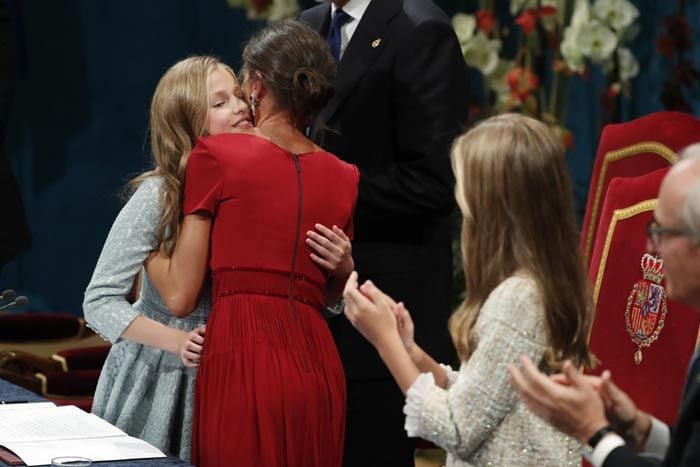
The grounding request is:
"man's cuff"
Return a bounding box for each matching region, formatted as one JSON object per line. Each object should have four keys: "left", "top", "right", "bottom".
{"left": 642, "top": 416, "right": 670, "bottom": 458}
{"left": 582, "top": 433, "right": 626, "bottom": 467}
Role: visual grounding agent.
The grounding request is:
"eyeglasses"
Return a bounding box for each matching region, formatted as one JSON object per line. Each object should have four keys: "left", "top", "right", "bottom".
{"left": 646, "top": 219, "right": 692, "bottom": 249}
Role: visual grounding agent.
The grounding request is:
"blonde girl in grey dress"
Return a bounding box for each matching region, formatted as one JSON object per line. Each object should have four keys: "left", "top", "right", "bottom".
{"left": 83, "top": 55, "right": 253, "bottom": 460}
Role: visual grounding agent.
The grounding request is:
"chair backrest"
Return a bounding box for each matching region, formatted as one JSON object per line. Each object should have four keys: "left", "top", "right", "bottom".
{"left": 0, "top": 313, "right": 83, "bottom": 341}
{"left": 51, "top": 344, "right": 110, "bottom": 371}
{"left": 586, "top": 169, "right": 700, "bottom": 425}
{"left": 580, "top": 111, "right": 700, "bottom": 268}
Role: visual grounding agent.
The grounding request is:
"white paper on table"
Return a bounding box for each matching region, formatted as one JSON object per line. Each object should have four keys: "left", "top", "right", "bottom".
{"left": 0, "top": 405, "right": 123, "bottom": 443}
{"left": 3, "top": 436, "right": 166, "bottom": 466}
{"left": 0, "top": 404, "right": 166, "bottom": 465}
{"left": 0, "top": 402, "right": 55, "bottom": 412}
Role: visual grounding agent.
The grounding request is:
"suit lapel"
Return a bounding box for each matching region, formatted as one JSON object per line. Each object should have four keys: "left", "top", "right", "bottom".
{"left": 320, "top": 0, "right": 402, "bottom": 125}
{"left": 667, "top": 380, "right": 700, "bottom": 464}
{"left": 301, "top": 3, "right": 331, "bottom": 36}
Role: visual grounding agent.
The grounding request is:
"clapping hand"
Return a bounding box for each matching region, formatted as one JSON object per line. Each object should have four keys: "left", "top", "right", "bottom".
{"left": 343, "top": 271, "right": 399, "bottom": 347}
{"left": 507, "top": 356, "right": 609, "bottom": 443}
{"left": 393, "top": 301, "right": 415, "bottom": 353}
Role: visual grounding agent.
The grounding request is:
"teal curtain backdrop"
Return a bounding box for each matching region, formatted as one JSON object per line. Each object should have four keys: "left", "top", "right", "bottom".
{"left": 1, "top": 0, "right": 699, "bottom": 314}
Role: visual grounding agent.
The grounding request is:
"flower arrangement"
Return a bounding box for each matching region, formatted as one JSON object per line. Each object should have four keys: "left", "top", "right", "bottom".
{"left": 226, "top": 0, "right": 299, "bottom": 21}
{"left": 656, "top": 0, "right": 699, "bottom": 112}
{"left": 451, "top": 0, "right": 641, "bottom": 146}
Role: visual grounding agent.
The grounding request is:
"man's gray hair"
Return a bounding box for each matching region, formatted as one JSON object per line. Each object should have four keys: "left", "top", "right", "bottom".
{"left": 680, "top": 144, "right": 700, "bottom": 244}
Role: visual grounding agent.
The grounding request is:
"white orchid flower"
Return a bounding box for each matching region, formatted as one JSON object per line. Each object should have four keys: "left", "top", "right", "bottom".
{"left": 560, "top": 0, "right": 591, "bottom": 72}
{"left": 263, "top": 0, "right": 299, "bottom": 20}
{"left": 561, "top": 27, "right": 586, "bottom": 72}
{"left": 509, "top": 0, "right": 562, "bottom": 16}
{"left": 570, "top": 0, "right": 592, "bottom": 29}
{"left": 577, "top": 19, "right": 618, "bottom": 63}
{"left": 593, "top": 0, "right": 640, "bottom": 32}
{"left": 603, "top": 47, "right": 639, "bottom": 80}
{"left": 463, "top": 32, "right": 502, "bottom": 76}
{"left": 617, "top": 47, "right": 639, "bottom": 80}
{"left": 487, "top": 60, "right": 514, "bottom": 94}
{"left": 451, "top": 13, "right": 476, "bottom": 50}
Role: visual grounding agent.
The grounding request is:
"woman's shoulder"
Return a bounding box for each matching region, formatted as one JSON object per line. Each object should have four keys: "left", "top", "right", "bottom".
{"left": 137, "top": 174, "right": 164, "bottom": 190}
{"left": 484, "top": 274, "right": 541, "bottom": 313}
{"left": 477, "top": 273, "right": 545, "bottom": 335}
{"left": 125, "top": 175, "right": 164, "bottom": 205}
{"left": 315, "top": 150, "right": 360, "bottom": 180}
{"left": 193, "top": 132, "right": 259, "bottom": 156}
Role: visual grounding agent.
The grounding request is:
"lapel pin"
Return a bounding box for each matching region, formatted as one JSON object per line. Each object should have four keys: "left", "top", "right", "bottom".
{"left": 371, "top": 39, "right": 381, "bottom": 48}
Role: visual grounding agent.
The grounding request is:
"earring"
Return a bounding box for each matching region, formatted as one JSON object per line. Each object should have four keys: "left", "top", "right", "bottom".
{"left": 249, "top": 92, "right": 260, "bottom": 121}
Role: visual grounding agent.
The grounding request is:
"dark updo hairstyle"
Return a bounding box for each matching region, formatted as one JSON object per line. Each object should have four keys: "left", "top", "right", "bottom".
{"left": 241, "top": 19, "right": 336, "bottom": 128}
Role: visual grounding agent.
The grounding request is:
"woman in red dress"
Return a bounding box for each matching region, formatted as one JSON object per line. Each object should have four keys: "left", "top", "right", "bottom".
{"left": 146, "top": 21, "right": 358, "bottom": 466}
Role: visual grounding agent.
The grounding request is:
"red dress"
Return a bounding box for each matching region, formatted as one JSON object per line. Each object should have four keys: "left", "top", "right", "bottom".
{"left": 184, "top": 133, "right": 358, "bottom": 467}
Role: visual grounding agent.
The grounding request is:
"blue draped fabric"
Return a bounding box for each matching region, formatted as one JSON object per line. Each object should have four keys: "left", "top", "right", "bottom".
{"left": 0, "top": 0, "right": 698, "bottom": 313}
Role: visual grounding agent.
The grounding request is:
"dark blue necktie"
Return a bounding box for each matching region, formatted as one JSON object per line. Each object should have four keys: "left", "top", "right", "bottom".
{"left": 327, "top": 9, "right": 350, "bottom": 63}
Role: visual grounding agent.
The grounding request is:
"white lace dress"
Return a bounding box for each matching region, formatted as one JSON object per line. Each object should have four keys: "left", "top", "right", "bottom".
{"left": 404, "top": 275, "right": 581, "bottom": 466}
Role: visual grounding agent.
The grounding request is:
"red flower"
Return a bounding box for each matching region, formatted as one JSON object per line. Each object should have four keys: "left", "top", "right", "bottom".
{"left": 657, "top": 35, "right": 675, "bottom": 60}
{"left": 515, "top": 6, "right": 557, "bottom": 36}
{"left": 251, "top": 0, "right": 272, "bottom": 13}
{"left": 507, "top": 67, "right": 539, "bottom": 101}
{"left": 562, "top": 130, "right": 575, "bottom": 150}
{"left": 475, "top": 10, "right": 496, "bottom": 35}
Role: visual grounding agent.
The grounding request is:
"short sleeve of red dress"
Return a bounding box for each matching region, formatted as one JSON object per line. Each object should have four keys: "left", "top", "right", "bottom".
{"left": 184, "top": 140, "right": 222, "bottom": 216}
{"left": 342, "top": 164, "right": 360, "bottom": 240}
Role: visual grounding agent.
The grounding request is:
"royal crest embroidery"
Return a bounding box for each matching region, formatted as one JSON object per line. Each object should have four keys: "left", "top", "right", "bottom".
{"left": 625, "top": 253, "right": 668, "bottom": 364}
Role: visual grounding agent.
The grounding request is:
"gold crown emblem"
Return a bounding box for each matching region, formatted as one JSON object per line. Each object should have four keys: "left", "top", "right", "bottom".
{"left": 640, "top": 253, "right": 664, "bottom": 284}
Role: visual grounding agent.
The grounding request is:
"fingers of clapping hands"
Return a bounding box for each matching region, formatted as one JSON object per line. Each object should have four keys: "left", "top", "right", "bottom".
{"left": 508, "top": 356, "right": 609, "bottom": 442}
{"left": 508, "top": 355, "right": 564, "bottom": 410}
{"left": 599, "top": 369, "right": 638, "bottom": 430}
{"left": 342, "top": 271, "right": 374, "bottom": 327}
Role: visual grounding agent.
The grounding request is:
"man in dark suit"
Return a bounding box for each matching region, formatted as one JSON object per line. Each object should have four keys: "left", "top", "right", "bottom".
{"left": 299, "top": 1, "right": 469, "bottom": 465}
{"left": 508, "top": 145, "right": 700, "bottom": 467}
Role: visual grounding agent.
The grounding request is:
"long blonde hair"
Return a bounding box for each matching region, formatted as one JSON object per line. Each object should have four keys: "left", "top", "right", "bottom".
{"left": 449, "top": 113, "right": 596, "bottom": 371}
{"left": 129, "top": 56, "right": 235, "bottom": 255}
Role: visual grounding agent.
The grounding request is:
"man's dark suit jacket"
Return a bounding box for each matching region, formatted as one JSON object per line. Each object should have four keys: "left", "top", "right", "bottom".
{"left": 604, "top": 379, "right": 700, "bottom": 466}
{"left": 299, "top": 0, "right": 470, "bottom": 380}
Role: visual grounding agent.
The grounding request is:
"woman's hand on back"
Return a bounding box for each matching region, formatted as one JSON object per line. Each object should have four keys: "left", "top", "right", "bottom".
{"left": 306, "top": 224, "right": 353, "bottom": 279}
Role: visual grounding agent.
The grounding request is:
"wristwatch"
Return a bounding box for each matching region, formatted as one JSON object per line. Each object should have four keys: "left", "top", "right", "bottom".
{"left": 583, "top": 425, "right": 615, "bottom": 453}
{"left": 324, "top": 299, "right": 345, "bottom": 318}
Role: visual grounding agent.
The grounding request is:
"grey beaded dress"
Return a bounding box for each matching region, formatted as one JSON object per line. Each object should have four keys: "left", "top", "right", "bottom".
{"left": 83, "top": 177, "right": 210, "bottom": 462}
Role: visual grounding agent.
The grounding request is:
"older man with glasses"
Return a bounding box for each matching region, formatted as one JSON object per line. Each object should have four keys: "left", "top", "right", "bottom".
{"left": 508, "top": 143, "right": 700, "bottom": 467}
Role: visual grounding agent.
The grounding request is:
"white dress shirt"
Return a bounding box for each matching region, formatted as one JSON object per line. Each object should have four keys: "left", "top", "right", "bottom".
{"left": 583, "top": 416, "right": 671, "bottom": 466}
{"left": 329, "top": 0, "right": 371, "bottom": 60}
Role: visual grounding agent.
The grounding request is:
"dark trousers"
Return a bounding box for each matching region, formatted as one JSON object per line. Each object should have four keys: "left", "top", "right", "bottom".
{"left": 342, "top": 378, "right": 416, "bottom": 467}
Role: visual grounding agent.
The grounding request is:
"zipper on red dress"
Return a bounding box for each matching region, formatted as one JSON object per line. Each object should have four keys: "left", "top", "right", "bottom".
{"left": 289, "top": 154, "right": 309, "bottom": 372}
{"left": 289, "top": 154, "right": 303, "bottom": 320}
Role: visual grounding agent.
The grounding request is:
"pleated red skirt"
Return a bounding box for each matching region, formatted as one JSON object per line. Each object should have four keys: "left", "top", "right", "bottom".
{"left": 191, "top": 269, "right": 346, "bottom": 467}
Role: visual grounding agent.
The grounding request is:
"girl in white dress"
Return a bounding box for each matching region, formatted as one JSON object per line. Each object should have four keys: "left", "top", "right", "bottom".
{"left": 343, "top": 113, "right": 597, "bottom": 466}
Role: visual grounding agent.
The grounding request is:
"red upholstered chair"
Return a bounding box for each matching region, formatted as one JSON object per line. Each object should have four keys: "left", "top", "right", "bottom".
{"left": 0, "top": 312, "right": 85, "bottom": 341}
{"left": 579, "top": 111, "right": 700, "bottom": 268}
{"left": 0, "top": 349, "right": 103, "bottom": 412}
{"left": 51, "top": 345, "right": 110, "bottom": 371}
{"left": 35, "top": 370, "right": 100, "bottom": 412}
{"left": 586, "top": 169, "right": 700, "bottom": 426}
